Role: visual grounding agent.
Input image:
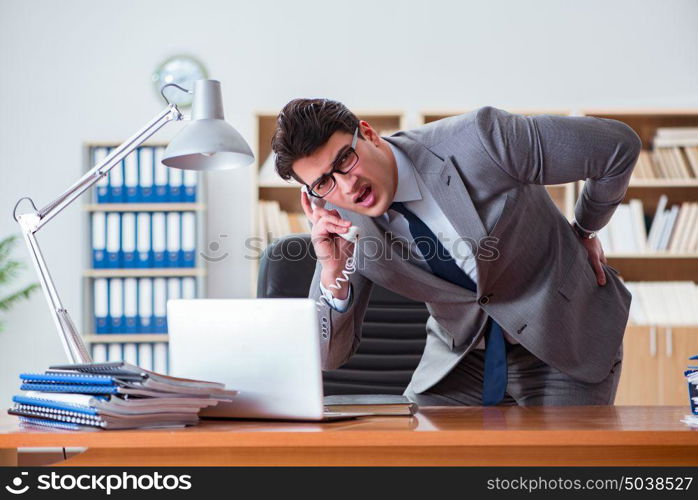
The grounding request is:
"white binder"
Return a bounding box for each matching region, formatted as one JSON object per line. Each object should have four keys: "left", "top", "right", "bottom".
{"left": 124, "top": 153, "right": 139, "bottom": 202}
{"left": 94, "top": 278, "right": 109, "bottom": 334}
{"left": 108, "top": 147, "right": 124, "bottom": 202}
{"left": 94, "top": 147, "right": 110, "bottom": 202}
{"left": 138, "top": 147, "right": 154, "bottom": 202}
{"left": 153, "top": 277, "right": 167, "bottom": 333}
{"left": 109, "top": 278, "right": 124, "bottom": 333}
{"left": 183, "top": 170, "right": 197, "bottom": 202}
{"left": 166, "top": 212, "right": 181, "bottom": 267}
{"left": 138, "top": 278, "right": 153, "bottom": 333}
{"left": 106, "top": 212, "right": 121, "bottom": 268}
{"left": 121, "top": 212, "right": 136, "bottom": 267}
{"left": 168, "top": 168, "right": 183, "bottom": 201}
{"left": 123, "top": 343, "right": 138, "bottom": 365}
{"left": 92, "top": 343, "right": 108, "bottom": 363}
{"left": 138, "top": 343, "right": 154, "bottom": 371}
{"left": 107, "top": 343, "right": 123, "bottom": 362}
{"left": 91, "top": 212, "right": 106, "bottom": 268}
{"left": 167, "top": 277, "right": 181, "bottom": 302}
{"left": 181, "top": 277, "right": 197, "bottom": 299}
{"left": 153, "top": 342, "right": 168, "bottom": 374}
{"left": 181, "top": 212, "right": 196, "bottom": 267}
{"left": 123, "top": 277, "right": 138, "bottom": 333}
{"left": 154, "top": 147, "right": 169, "bottom": 202}
{"left": 136, "top": 212, "right": 151, "bottom": 267}
{"left": 151, "top": 212, "right": 166, "bottom": 267}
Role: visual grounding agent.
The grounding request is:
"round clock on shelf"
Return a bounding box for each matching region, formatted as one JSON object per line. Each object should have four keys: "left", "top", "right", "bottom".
{"left": 152, "top": 55, "right": 208, "bottom": 107}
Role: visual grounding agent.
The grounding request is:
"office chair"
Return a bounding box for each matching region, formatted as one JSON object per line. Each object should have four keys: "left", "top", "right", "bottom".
{"left": 257, "top": 234, "right": 429, "bottom": 395}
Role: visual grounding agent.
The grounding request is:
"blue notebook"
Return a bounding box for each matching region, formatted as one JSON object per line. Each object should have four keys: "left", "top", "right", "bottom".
{"left": 12, "top": 395, "right": 99, "bottom": 416}
{"left": 19, "top": 383, "right": 120, "bottom": 394}
{"left": 19, "top": 372, "right": 119, "bottom": 385}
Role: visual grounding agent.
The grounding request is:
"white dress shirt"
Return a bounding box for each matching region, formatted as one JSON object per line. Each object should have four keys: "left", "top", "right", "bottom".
{"left": 320, "top": 142, "right": 517, "bottom": 348}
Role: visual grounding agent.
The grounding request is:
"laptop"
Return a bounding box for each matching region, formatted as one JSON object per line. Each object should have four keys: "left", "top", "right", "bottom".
{"left": 167, "top": 298, "right": 367, "bottom": 421}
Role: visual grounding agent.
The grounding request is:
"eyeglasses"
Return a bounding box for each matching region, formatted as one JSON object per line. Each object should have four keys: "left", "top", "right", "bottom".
{"left": 306, "top": 127, "right": 359, "bottom": 198}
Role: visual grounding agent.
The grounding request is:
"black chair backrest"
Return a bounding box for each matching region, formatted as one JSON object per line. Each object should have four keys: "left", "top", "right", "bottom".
{"left": 257, "top": 234, "right": 428, "bottom": 395}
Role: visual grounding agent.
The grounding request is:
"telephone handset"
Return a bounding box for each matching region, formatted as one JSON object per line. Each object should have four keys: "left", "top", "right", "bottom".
{"left": 301, "top": 186, "right": 358, "bottom": 311}
{"left": 302, "top": 186, "right": 359, "bottom": 242}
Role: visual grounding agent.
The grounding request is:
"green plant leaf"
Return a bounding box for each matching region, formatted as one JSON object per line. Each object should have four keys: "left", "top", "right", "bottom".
{"left": 0, "top": 283, "right": 40, "bottom": 312}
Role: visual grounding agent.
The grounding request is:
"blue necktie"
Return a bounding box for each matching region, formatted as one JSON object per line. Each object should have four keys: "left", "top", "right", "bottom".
{"left": 390, "top": 202, "right": 507, "bottom": 405}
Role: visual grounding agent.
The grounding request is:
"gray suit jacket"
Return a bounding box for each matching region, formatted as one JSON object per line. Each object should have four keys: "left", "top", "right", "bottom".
{"left": 310, "top": 106, "right": 642, "bottom": 395}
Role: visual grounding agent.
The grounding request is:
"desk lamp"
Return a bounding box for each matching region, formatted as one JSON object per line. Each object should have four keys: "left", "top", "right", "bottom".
{"left": 13, "top": 80, "right": 254, "bottom": 364}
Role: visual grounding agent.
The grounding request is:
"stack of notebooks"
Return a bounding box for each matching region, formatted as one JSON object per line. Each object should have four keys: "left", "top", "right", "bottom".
{"left": 682, "top": 355, "right": 698, "bottom": 428}
{"left": 8, "top": 362, "right": 237, "bottom": 430}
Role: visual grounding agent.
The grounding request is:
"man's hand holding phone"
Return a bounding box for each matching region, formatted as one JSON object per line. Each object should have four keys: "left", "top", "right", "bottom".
{"left": 300, "top": 189, "right": 354, "bottom": 300}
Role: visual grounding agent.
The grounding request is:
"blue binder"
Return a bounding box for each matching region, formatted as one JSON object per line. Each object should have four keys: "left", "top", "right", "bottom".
{"left": 123, "top": 278, "right": 138, "bottom": 334}
{"left": 94, "top": 147, "right": 110, "bottom": 203}
{"left": 91, "top": 212, "right": 106, "bottom": 269}
{"left": 137, "top": 278, "right": 153, "bottom": 334}
{"left": 121, "top": 212, "right": 136, "bottom": 268}
{"left": 169, "top": 168, "right": 183, "bottom": 202}
{"left": 153, "top": 278, "right": 167, "bottom": 333}
{"left": 136, "top": 212, "right": 152, "bottom": 268}
{"left": 181, "top": 212, "right": 196, "bottom": 267}
{"left": 138, "top": 147, "right": 155, "bottom": 203}
{"left": 109, "top": 278, "right": 124, "bottom": 334}
{"left": 166, "top": 212, "right": 181, "bottom": 267}
{"left": 94, "top": 278, "right": 109, "bottom": 334}
{"left": 151, "top": 212, "right": 166, "bottom": 268}
{"left": 108, "top": 148, "right": 125, "bottom": 203}
{"left": 105, "top": 213, "right": 121, "bottom": 268}
{"left": 124, "top": 153, "right": 139, "bottom": 203}
{"left": 154, "top": 147, "right": 168, "bottom": 202}
{"left": 183, "top": 170, "right": 197, "bottom": 202}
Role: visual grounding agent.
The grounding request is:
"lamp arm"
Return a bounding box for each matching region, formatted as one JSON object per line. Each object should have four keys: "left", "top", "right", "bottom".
{"left": 14, "top": 103, "right": 183, "bottom": 364}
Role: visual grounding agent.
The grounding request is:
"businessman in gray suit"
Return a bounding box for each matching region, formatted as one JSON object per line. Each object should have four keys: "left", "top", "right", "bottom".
{"left": 271, "top": 99, "right": 641, "bottom": 406}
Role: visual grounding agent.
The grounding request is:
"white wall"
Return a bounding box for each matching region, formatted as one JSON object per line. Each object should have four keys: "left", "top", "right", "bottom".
{"left": 1, "top": 0, "right": 697, "bottom": 404}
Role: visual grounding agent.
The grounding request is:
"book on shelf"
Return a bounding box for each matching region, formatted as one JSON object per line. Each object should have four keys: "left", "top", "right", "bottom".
{"left": 630, "top": 127, "right": 698, "bottom": 181}
{"left": 626, "top": 281, "right": 698, "bottom": 326}
{"left": 258, "top": 200, "right": 311, "bottom": 243}
{"left": 599, "top": 198, "right": 698, "bottom": 253}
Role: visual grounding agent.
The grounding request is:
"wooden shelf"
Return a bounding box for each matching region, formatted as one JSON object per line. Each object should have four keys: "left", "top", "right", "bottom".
{"left": 84, "top": 334, "right": 169, "bottom": 343}
{"left": 606, "top": 252, "right": 698, "bottom": 259}
{"left": 628, "top": 180, "right": 698, "bottom": 188}
{"left": 84, "top": 269, "right": 205, "bottom": 278}
{"left": 84, "top": 203, "right": 206, "bottom": 212}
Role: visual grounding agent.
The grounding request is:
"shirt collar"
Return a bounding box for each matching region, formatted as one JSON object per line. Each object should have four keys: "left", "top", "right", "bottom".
{"left": 388, "top": 141, "right": 421, "bottom": 203}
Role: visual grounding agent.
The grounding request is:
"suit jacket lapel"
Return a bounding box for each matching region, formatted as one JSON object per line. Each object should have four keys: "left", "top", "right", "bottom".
{"left": 332, "top": 203, "right": 471, "bottom": 301}
{"left": 385, "top": 135, "right": 492, "bottom": 289}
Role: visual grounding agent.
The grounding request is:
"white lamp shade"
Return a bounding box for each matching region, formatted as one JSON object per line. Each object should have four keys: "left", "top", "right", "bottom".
{"left": 162, "top": 79, "right": 254, "bottom": 171}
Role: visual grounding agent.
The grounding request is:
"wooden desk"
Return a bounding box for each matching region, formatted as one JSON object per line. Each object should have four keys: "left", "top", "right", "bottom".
{"left": 1, "top": 406, "right": 697, "bottom": 466}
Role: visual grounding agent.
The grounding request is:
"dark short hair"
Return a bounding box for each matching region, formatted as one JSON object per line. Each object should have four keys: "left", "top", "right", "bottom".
{"left": 271, "top": 98, "right": 361, "bottom": 183}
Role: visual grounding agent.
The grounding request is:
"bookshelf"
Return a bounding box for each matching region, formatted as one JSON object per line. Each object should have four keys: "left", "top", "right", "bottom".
{"left": 81, "top": 143, "right": 207, "bottom": 374}
{"left": 250, "top": 110, "right": 405, "bottom": 293}
{"left": 420, "top": 109, "right": 577, "bottom": 220}
{"left": 578, "top": 110, "right": 698, "bottom": 405}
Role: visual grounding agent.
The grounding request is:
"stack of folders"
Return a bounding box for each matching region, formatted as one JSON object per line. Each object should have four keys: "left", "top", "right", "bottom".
{"left": 91, "top": 211, "right": 197, "bottom": 269}
{"left": 682, "top": 355, "right": 698, "bottom": 428}
{"left": 93, "top": 146, "right": 198, "bottom": 204}
{"left": 8, "top": 362, "right": 237, "bottom": 430}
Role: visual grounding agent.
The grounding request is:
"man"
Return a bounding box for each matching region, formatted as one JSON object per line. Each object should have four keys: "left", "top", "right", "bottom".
{"left": 271, "top": 99, "right": 641, "bottom": 406}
